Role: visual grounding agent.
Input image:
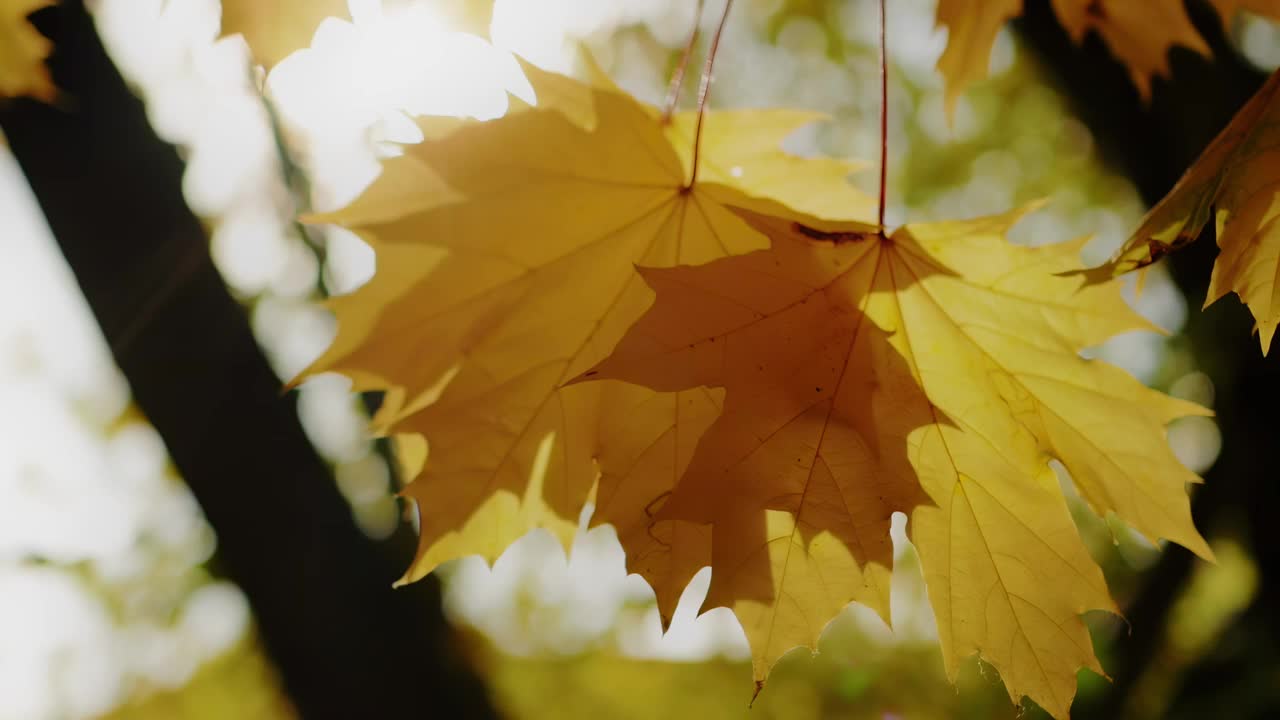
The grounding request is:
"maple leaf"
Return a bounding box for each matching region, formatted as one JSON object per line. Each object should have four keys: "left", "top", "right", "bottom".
{"left": 219, "top": 0, "right": 350, "bottom": 69}
{"left": 591, "top": 382, "right": 719, "bottom": 627}
{"left": 935, "top": 0, "right": 1021, "bottom": 117}
{"left": 1092, "top": 69, "right": 1280, "bottom": 353}
{"left": 1049, "top": 0, "right": 1207, "bottom": 98}
{"left": 935, "top": 0, "right": 1280, "bottom": 115}
{"left": 298, "top": 61, "right": 875, "bottom": 603}
{"left": 0, "top": 0, "right": 54, "bottom": 101}
{"left": 582, "top": 204, "right": 1212, "bottom": 718}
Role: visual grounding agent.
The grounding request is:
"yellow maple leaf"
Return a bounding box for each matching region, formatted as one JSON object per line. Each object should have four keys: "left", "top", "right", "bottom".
{"left": 582, "top": 204, "right": 1212, "bottom": 718}
{"left": 1094, "top": 70, "right": 1280, "bottom": 353}
{"left": 0, "top": 0, "right": 54, "bottom": 101}
{"left": 298, "top": 62, "right": 875, "bottom": 595}
{"left": 219, "top": 0, "right": 350, "bottom": 69}
{"left": 935, "top": 0, "right": 1280, "bottom": 114}
{"left": 935, "top": 0, "right": 1021, "bottom": 118}
{"left": 1050, "top": 0, "right": 1207, "bottom": 98}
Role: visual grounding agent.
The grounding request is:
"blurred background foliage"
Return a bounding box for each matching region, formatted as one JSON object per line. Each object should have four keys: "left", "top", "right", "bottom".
{"left": 1, "top": 0, "right": 1277, "bottom": 718}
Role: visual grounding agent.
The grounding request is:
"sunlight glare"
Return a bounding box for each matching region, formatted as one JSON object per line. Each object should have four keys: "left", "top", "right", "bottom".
{"left": 268, "top": 0, "right": 530, "bottom": 210}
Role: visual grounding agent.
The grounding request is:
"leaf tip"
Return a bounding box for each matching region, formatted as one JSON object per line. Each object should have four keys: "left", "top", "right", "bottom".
{"left": 1257, "top": 322, "right": 1276, "bottom": 356}
{"left": 1186, "top": 531, "right": 1217, "bottom": 564}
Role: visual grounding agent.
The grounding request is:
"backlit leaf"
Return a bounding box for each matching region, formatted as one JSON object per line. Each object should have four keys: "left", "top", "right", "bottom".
{"left": 1092, "top": 70, "right": 1280, "bottom": 353}
{"left": 297, "top": 63, "right": 875, "bottom": 600}
{"left": 583, "top": 204, "right": 1211, "bottom": 718}
{"left": 219, "top": 0, "right": 350, "bottom": 69}
{"left": 0, "top": 0, "right": 54, "bottom": 101}
{"left": 935, "top": 0, "right": 1280, "bottom": 115}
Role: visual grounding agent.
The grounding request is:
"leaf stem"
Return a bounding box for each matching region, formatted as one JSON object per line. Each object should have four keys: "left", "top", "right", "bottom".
{"left": 877, "top": 0, "right": 888, "bottom": 232}
{"left": 661, "top": 0, "right": 705, "bottom": 123}
{"left": 686, "top": 0, "right": 733, "bottom": 189}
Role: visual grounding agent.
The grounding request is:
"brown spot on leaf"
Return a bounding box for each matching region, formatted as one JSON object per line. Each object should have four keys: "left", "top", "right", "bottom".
{"left": 793, "top": 222, "right": 873, "bottom": 244}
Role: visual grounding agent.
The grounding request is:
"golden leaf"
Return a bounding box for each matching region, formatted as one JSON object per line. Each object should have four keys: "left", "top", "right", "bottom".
{"left": 1050, "top": 0, "right": 1206, "bottom": 99}
{"left": 582, "top": 204, "right": 1211, "bottom": 718}
{"left": 935, "top": 0, "right": 1280, "bottom": 113}
{"left": 0, "top": 0, "right": 54, "bottom": 101}
{"left": 219, "top": 0, "right": 349, "bottom": 69}
{"left": 298, "top": 62, "right": 875, "bottom": 597}
{"left": 936, "top": 0, "right": 1021, "bottom": 117}
{"left": 1094, "top": 70, "right": 1280, "bottom": 353}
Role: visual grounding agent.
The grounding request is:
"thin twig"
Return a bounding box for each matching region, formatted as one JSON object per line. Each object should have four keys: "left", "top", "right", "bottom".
{"left": 686, "top": 0, "right": 734, "bottom": 189}
{"left": 877, "top": 0, "right": 888, "bottom": 232}
{"left": 661, "top": 0, "right": 705, "bottom": 123}
{"left": 253, "top": 67, "right": 329, "bottom": 277}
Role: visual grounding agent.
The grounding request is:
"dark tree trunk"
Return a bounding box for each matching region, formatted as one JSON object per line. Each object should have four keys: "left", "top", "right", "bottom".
{"left": 0, "top": 3, "right": 499, "bottom": 718}
{"left": 1015, "top": 1, "right": 1280, "bottom": 717}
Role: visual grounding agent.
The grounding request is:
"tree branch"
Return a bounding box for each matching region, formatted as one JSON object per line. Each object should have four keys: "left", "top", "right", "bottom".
{"left": 0, "top": 3, "right": 498, "bottom": 717}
